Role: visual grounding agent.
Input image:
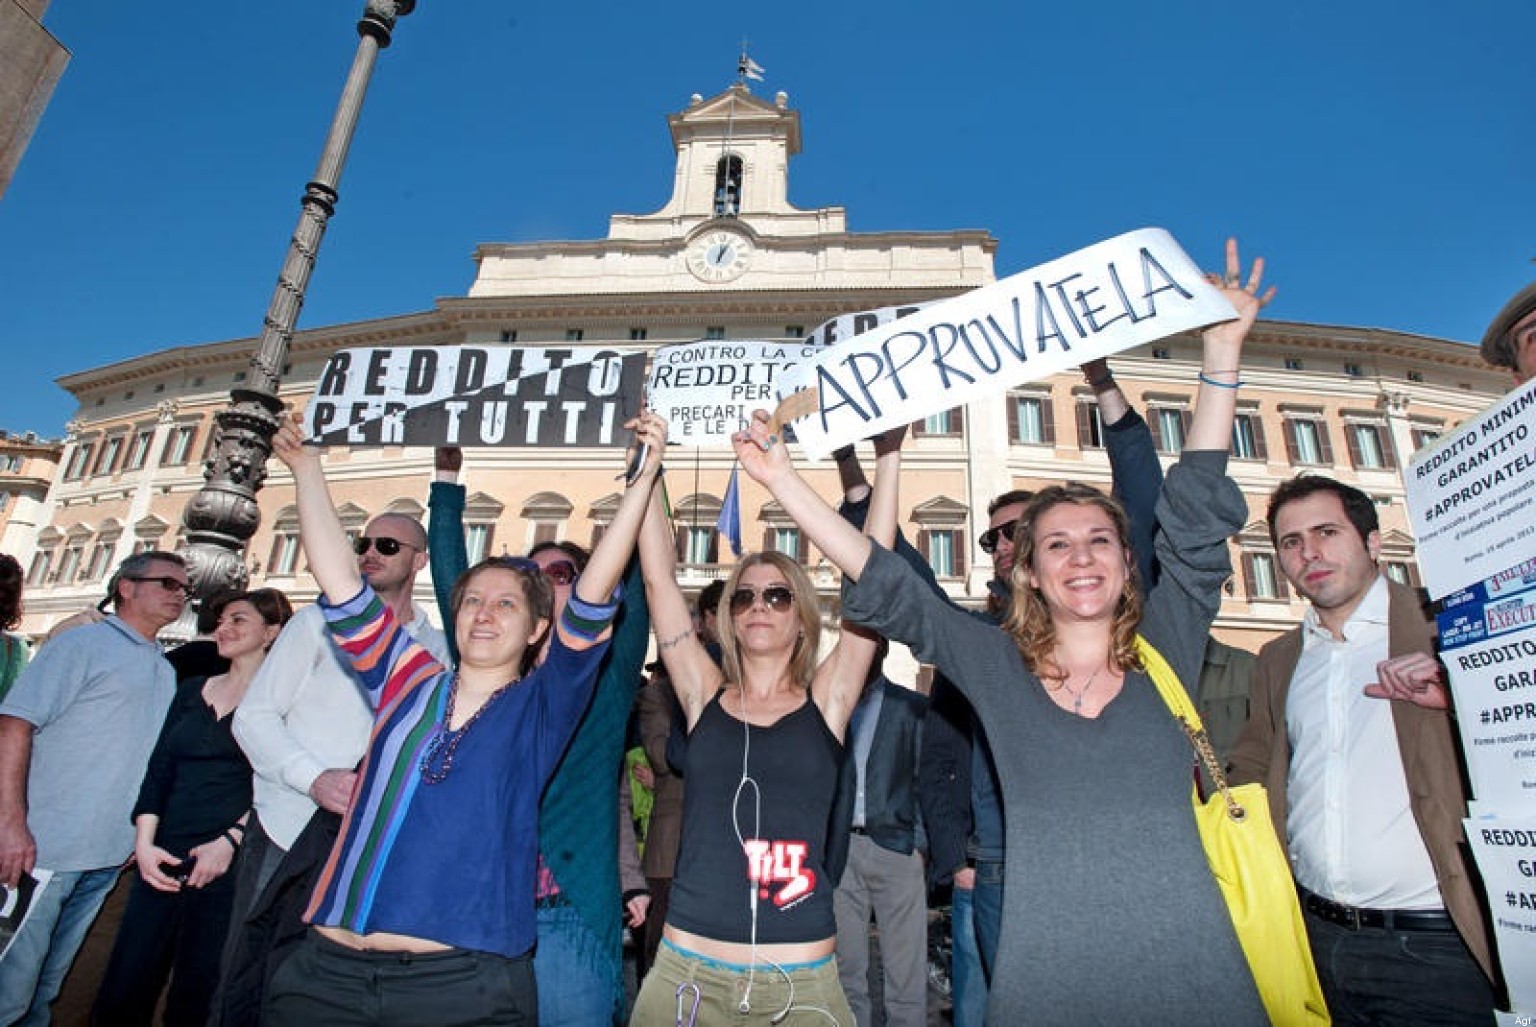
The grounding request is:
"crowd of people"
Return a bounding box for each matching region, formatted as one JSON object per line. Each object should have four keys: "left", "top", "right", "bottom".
{"left": 0, "top": 250, "right": 1529, "bottom": 1025}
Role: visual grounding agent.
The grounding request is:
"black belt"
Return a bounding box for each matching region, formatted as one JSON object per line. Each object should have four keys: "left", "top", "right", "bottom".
{"left": 1298, "top": 886, "right": 1456, "bottom": 932}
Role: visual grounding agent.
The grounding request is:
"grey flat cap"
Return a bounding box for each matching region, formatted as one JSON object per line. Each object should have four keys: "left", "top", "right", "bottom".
{"left": 1481, "top": 281, "right": 1536, "bottom": 369}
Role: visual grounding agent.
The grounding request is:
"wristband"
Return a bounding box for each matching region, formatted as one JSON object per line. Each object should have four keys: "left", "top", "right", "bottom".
{"left": 1086, "top": 372, "right": 1115, "bottom": 390}
{"left": 221, "top": 829, "right": 242, "bottom": 851}
{"left": 832, "top": 445, "right": 856, "bottom": 463}
{"left": 1198, "top": 372, "right": 1243, "bottom": 390}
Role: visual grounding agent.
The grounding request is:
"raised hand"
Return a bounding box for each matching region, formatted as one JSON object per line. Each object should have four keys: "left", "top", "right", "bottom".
{"left": 270, "top": 411, "right": 321, "bottom": 475}
{"left": 732, "top": 410, "right": 793, "bottom": 488}
{"left": 1202, "top": 238, "right": 1276, "bottom": 365}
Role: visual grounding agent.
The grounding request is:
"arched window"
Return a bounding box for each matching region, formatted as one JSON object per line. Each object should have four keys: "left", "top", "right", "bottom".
{"left": 714, "top": 155, "right": 743, "bottom": 217}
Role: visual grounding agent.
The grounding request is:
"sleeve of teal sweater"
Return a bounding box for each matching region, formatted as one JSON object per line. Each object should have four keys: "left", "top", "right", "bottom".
{"left": 427, "top": 480, "right": 468, "bottom": 667}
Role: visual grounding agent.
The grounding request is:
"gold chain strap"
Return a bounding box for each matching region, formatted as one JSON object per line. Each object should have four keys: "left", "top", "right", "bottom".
{"left": 1179, "top": 718, "right": 1247, "bottom": 823}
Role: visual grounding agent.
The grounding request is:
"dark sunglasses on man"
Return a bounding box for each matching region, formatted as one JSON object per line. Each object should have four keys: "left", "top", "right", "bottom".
{"left": 977, "top": 520, "right": 1019, "bottom": 556}
{"left": 729, "top": 584, "right": 796, "bottom": 615}
{"left": 126, "top": 575, "right": 194, "bottom": 599}
{"left": 353, "top": 536, "right": 420, "bottom": 557}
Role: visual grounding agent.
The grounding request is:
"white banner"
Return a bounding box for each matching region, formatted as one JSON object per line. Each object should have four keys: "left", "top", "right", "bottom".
{"left": 1465, "top": 817, "right": 1536, "bottom": 1012}
{"left": 646, "top": 341, "right": 825, "bottom": 447}
{"left": 770, "top": 227, "right": 1238, "bottom": 459}
{"left": 1405, "top": 377, "right": 1536, "bottom": 599}
{"left": 1438, "top": 621, "right": 1536, "bottom": 809}
{"left": 302, "top": 346, "right": 649, "bottom": 448}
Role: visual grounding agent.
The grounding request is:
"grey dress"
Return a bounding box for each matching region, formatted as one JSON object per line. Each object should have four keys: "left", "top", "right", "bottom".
{"left": 843, "top": 450, "right": 1265, "bottom": 1026}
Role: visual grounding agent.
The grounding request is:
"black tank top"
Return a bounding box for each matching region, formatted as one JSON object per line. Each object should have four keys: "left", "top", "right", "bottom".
{"left": 666, "top": 690, "right": 844, "bottom": 945}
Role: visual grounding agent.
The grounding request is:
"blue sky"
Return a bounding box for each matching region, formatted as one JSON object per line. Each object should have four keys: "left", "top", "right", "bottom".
{"left": 1, "top": 0, "right": 1531, "bottom": 437}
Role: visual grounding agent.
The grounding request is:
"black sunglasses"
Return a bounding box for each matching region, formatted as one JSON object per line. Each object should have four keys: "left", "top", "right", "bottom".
{"left": 729, "top": 584, "right": 796, "bottom": 615}
{"left": 127, "top": 575, "right": 193, "bottom": 599}
{"left": 353, "top": 536, "right": 420, "bottom": 557}
{"left": 978, "top": 520, "right": 1019, "bottom": 555}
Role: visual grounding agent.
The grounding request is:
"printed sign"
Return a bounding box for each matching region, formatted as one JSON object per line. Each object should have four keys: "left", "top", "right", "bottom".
{"left": 1405, "top": 377, "right": 1536, "bottom": 599}
{"left": 770, "top": 227, "right": 1239, "bottom": 459}
{"left": 302, "top": 346, "right": 649, "bottom": 448}
{"left": 647, "top": 342, "right": 825, "bottom": 446}
{"left": 1438, "top": 621, "right": 1536, "bottom": 808}
{"left": 1465, "top": 817, "right": 1536, "bottom": 1011}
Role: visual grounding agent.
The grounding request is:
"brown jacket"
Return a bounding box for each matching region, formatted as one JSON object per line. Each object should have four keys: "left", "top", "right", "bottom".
{"left": 637, "top": 678, "right": 685, "bottom": 879}
{"left": 1228, "top": 577, "right": 1497, "bottom": 983}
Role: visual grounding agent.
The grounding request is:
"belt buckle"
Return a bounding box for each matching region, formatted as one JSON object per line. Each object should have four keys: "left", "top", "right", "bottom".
{"left": 1343, "top": 905, "right": 1364, "bottom": 931}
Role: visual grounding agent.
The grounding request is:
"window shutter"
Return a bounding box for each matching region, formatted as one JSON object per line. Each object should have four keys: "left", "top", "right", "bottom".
{"left": 1041, "top": 397, "right": 1057, "bottom": 444}
{"left": 1282, "top": 419, "right": 1300, "bottom": 464}
{"left": 762, "top": 527, "right": 774, "bottom": 552}
{"left": 1006, "top": 397, "right": 1019, "bottom": 443}
{"left": 1240, "top": 553, "right": 1256, "bottom": 598}
{"left": 1252, "top": 416, "right": 1269, "bottom": 460}
{"left": 1180, "top": 409, "right": 1193, "bottom": 440}
{"left": 1380, "top": 429, "right": 1398, "bottom": 470}
{"left": 916, "top": 529, "right": 931, "bottom": 570}
{"left": 1147, "top": 408, "right": 1165, "bottom": 451}
{"left": 1316, "top": 422, "right": 1334, "bottom": 464}
{"left": 707, "top": 533, "right": 720, "bottom": 564}
{"left": 952, "top": 529, "right": 966, "bottom": 576}
{"left": 953, "top": 407, "right": 966, "bottom": 438}
{"left": 1344, "top": 425, "right": 1363, "bottom": 469}
{"left": 674, "top": 526, "right": 686, "bottom": 562}
{"left": 1076, "top": 403, "right": 1095, "bottom": 447}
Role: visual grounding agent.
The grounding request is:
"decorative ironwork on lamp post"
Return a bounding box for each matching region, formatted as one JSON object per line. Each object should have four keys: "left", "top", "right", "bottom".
{"left": 179, "top": 0, "right": 415, "bottom": 598}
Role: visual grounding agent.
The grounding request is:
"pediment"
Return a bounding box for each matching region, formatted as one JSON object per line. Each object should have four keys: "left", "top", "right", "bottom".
{"left": 134, "top": 514, "right": 171, "bottom": 537}
{"left": 910, "top": 496, "right": 969, "bottom": 525}
{"left": 464, "top": 491, "right": 505, "bottom": 518}
{"left": 520, "top": 492, "right": 572, "bottom": 519}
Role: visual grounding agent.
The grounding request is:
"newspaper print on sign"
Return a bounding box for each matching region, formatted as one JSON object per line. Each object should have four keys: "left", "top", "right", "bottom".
{"left": 770, "top": 227, "right": 1239, "bottom": 459}
{"left": 302, "top": 346, "right": 649, "bottom": 448}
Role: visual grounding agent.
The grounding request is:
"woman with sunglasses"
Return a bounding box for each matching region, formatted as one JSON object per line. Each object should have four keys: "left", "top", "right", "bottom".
{"left": 628, "top": 422, "right": 902, "bottom": 1027}
{"left": 265, "top": 410, "right": 665, "bottom": 1026}
{"left": 94, "top": 587, "right": 293, "bottom": 1026}
{"left": 739, "top": 242, "right": 1274, "bottom": 1024}
{"left": 427, "top": 448, "right": 653, "bottom": 1026}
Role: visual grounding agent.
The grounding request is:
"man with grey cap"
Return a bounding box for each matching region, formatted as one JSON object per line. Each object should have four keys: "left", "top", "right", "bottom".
{"left": 1480, "top": 280, "right": 1536, "bottom": 385}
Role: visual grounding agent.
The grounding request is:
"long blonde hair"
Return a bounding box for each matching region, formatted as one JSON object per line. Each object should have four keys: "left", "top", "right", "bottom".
{"left": 1000, "top": 484, "right": 1143, "bottom": 680}
{"left": 717, "top": 551, "right": 821, "bottom": 691}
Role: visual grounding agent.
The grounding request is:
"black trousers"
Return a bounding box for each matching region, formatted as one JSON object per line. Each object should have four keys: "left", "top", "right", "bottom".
{"left": 92, "top": 866, "right": 237, "bottom": 1026}
{"left": 264, "top": 931, "right": 537, "bottom": 1027}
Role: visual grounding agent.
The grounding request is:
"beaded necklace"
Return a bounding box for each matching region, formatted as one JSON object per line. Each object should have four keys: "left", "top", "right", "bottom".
{"left": 419, "top": 673, "right": 519, "bottom": 784}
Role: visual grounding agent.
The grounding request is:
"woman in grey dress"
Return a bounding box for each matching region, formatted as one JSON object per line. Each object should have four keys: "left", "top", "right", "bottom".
{"left": 735, "top": 241, "right": 1275, "bottom": 1025}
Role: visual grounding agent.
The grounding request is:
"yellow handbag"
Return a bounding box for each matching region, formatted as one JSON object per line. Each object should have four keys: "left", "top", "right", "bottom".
{"left": 1136, "top": 635, "right": 1331, "bottom": 1026}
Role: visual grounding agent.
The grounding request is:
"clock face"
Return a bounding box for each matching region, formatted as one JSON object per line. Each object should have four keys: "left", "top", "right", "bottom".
{"left": 687, "top": 229, "right": 753, "bottom": 283}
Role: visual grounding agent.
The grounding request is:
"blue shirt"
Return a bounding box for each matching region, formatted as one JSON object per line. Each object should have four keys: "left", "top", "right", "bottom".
{"left": 0, "top": 616, "right": 175, "bottom": 869}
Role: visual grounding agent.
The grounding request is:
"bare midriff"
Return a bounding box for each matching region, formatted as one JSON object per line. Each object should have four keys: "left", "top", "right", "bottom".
{"left": 314, "top": 924, "right": 452, "bottom": 954}
{"left": 664, "top": 925, "right": 835, "bottom": 965}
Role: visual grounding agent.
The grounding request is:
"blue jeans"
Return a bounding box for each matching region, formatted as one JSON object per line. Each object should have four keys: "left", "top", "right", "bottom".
{"left": 949, "top": 885, "right": 987, "bottom": 1027}
{"left": 0, "top": 865, "right": 122, "bottom": 1027}
{"left": 534, "top": 902, "right": 621, "bottom": 1026}
{"left": 971, "top": 859, "right": 1004, "bottom": 981}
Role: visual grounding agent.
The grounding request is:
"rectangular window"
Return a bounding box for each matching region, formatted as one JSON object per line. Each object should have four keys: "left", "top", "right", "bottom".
{"left": 125, "top": 429, "right": 154, "bottom": 471}
{"left": 1008, "top": 394, "right": 1054, "bottom": 445}
{"left": 785, "top": 325, "right": 804, "bottom": 338}
{"left": 65, "top": 442, "right": 95, "bottom": 480}
{"left": 1075, "top": 401, "right": 1105, "bottom": 449}
{"left": 1284, "top": 358, "right": 1304, "bottom": 371}
{"left": 704, "top": 326, "right": 726, "bottom": 340}
{"left": 500, "top": 330, "right": 518, "bottom": 343}
{"left": 565, "top": 329, "right": 584, "bottom": 342}
{"left": 57, "top": 545, "right": 83, "bottom": 584}
{"left": 95, "top": 436, "right": 123, "bottom": 476}
{"left": 1242, "top": 552, "right": 1289, "bottom": 600}
{"left": 27, "top": 550, "right": 52, "bottom": 586}
{"left": 920, "top": 528, "right": 965, "bottom": 579}
{"left": 1384, "top": 561, "right": 1420, "bottom": 587}
{"left": 269, "top": 534, "right": 300, "bottom": 575}
{"left": 84, "top": 542, "right": 115, "bottom": 582}
{"left": 161, "top": 425, "right": 197, "bottom": 466}
{"left": 1150, "top": 407, "right": 1188, "bottom": 455}
{"left": 1347, "top": 423, "right": 1397, "bottom": 470}
{"left": 1230, "top": 413, "right": 1267, "bottom": 460}
{"left": 1284, "top": 417, "right": 1332, "bottom": 466}
{"left": 628, "top": 327, "right": 648, "bottom": 341}
{"left": 1344, "top": 362, "right": 1364, "bottom": 377}
{"left": 1411, "top": 427, "right": 1441, "bottom": 451}
{"left": 681, "top": 526, "right": 717, "bottom": 565}
{"left": 762, "top": 525, "right": 805, "bottom": 561}
{"left": 465, "top": 523, "right": 492, "bottom": 565}
{"left": 915, "top": 408, "right": 963, "bottom": 438}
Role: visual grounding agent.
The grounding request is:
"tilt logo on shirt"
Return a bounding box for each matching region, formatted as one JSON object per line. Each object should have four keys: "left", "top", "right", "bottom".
{"left": 743, "top": 839, "right": 816, "bottom": 909}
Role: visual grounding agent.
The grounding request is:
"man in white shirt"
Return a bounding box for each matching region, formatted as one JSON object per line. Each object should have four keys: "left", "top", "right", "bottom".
{"left": 1230, "top": 476, "right": 1498, "bottom": 1024}
{"left": 228, "top": 513, "right": 450, "bottom": 915}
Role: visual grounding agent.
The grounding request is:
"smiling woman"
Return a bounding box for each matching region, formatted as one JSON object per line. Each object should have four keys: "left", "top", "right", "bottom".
{"left": 264, "top": 409, "right": 665, "bottom": 1027}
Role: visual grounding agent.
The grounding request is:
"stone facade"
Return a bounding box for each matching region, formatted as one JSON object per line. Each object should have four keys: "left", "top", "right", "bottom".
{"left": 10, "top": 85, "right": 1510, "bottom": 665}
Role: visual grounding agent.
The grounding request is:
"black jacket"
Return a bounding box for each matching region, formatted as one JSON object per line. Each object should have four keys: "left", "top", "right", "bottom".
{"left": 826, "top": 679, "right": 928, "bottom": 885}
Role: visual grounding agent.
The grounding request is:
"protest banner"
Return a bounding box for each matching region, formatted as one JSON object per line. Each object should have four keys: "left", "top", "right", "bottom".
{"left": 1465, "top": 817, "right": 1536, "bottom": 1012}
{"left": 1435, "top": 617, "right": 1536, "bottom": 809}
{"left": 302, "top": 346, "right": 648, "bottom": 448}
{"left": 768, "top": 227, "right": 1239, "bottom": 459}
{"left": 1405, "top": 376, "right": 1536, "bottom": 599}
{"left": 647, "top": 341, "right": 825, "bottom": 447}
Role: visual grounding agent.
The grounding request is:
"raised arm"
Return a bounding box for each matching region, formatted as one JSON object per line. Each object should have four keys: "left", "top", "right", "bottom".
{"left": 272, "top": 413, "right": 359, "bottom": 602}
{"left": 427, "top": 446, "right": 468, "bottom": 664}
{"left": 572, "top": 413, "right": 664, "bottom": 611}
{"left": 1187, "top": 238, "right": 1273, "bottom": 451}
{"left": 638, "top": 478, "right": 723, "bottom": 729}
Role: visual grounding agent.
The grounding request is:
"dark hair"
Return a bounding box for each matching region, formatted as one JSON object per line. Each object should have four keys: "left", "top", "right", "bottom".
{"left": 1266, "top": 475, "right": 1377, "bottom": 547}
{"left": 528, "top": 540, "right": 590, "bottom": 572}
{"left": 988, "top": 489, "right": 1035, "bottom": 517}
{"left": 105, "top": 550, "right": 186, "bottom": 610}
{"left": 448, "top": 558, "right": 555, "bottom": 674}
{"left": 0, "top": 554, "right": 22, "bottom": 632}
{"left": 207, "top": 587, "right": 294, "bottom": 631}
{"left": 697, "top": 579, "right": 726, "bottom": 618}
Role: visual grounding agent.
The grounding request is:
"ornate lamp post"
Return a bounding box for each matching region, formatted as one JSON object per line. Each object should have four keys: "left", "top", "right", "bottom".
{"left": 179, "top": 0, "right": 415, "bottom": 597}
